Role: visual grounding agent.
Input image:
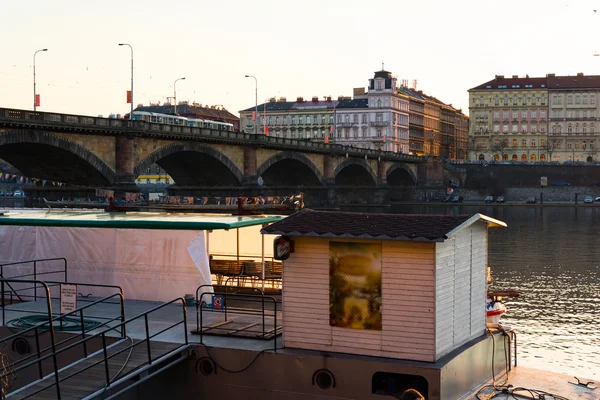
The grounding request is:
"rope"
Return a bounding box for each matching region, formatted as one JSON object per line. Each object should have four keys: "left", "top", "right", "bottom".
{"left": 5, "top": 315, "right": 102, "bottom": 332}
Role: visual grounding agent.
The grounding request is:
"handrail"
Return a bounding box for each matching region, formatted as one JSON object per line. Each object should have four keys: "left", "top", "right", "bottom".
{"left": 0, "top": 278, "right": 60, "bottom": 397}
{"left": 2, "top": 297, "right": 187, "bottom": 400}
{"left": 0, "top": 258, "right": 67, "bottom": 302}
{"left": 197, "top": 291, "right": 278, "bottom": 352}
{"left": 1, "top": 292, "right": 126, "bottom": 378}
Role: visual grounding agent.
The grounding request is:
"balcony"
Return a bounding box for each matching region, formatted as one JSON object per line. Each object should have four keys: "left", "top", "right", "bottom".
{"left": 370, "top": 121, "right": 388, "bottom": 127}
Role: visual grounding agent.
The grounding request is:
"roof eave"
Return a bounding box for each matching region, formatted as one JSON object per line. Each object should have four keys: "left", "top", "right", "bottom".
{"left": 445, "top": 213, "right": 507, "bottom": 238}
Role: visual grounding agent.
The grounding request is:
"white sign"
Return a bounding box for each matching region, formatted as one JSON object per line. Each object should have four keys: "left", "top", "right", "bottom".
{"left": 60, "top": 284, "right": 77, "bottom": 315}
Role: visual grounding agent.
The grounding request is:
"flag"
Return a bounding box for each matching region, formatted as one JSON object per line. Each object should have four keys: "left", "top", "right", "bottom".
{"left": 126, "top": 90, "right": 132, "bottom": 104}
{"left": 252, "top": 111, "right": 256, "bottom": 121}
{"left": 329, "top": 125, "right": 334, "bottom": 133}
{"left": 383, "top": 134, "right": 387, "bottom": 143}
{"left": 325, "top": 136, "right": 329, "bottom": 144}
{"left": 265, "top": 126, "right": 269, "bottom": 136}
{"left": 35, "top": 94, "right": 40, "bottom": 107}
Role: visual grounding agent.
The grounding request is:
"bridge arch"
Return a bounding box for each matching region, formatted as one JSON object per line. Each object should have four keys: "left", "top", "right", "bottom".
{"left": 386, "top": 164, "right": 417, "bottom": 186}
{"left": 334, "top": 158, "right": 377, "bottom": 186}
{"left": 256, "top": 151, "right": 325, "bottom": 186}
{"left": 135, "top": 143, "right": 244, "bottom": 186}
{"left": 0, "top": 130, "right": 115, "bottom": 185}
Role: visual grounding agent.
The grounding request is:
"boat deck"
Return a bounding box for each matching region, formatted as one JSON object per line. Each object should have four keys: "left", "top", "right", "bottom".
{"left": 464, "top": 365, "right": 597, "bottom": 399}
{"left": 1, "top": 296, "right": 282, "bottom": 351}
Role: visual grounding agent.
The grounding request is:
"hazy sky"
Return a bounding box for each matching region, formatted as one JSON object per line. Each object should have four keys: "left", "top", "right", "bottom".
{"left": 1, "top": 0, "right": 599, "bottom": 118}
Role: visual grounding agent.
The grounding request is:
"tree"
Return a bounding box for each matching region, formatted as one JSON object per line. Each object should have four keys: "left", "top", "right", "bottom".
{"left": 542, "top": 140, "right": 559, "bottom": 161}
{"left": 490, "top": 139, "right": 509, "bottom": 160}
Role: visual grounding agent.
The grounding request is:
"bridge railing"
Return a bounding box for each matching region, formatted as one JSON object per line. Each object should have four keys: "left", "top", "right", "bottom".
{"left": 0, "top": 107, "right": 426, "bottom": 162}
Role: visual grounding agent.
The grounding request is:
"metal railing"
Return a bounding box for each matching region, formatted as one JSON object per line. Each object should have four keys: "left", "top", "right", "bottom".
{"left": 1, "top": 278, "right": 124, "bottom": 330}
{"left": 3, "top": 297, "right": 187, "bottom": 399}
{"left": 0, "top": 288, "right": 126, "bottom": 386}
{"left": 196, "top": 286, "right": 278, "bottom": 352}
{"left": 0, "top": 107, "right": 427, "bottom": 163}
{"left": 0, "top": 258, "right": 67, "bottom": 302}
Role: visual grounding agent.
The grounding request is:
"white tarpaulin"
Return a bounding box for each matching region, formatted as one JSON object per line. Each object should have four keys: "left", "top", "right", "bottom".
{"left": 0, "top": 226, "right": 212, "bottom": 302}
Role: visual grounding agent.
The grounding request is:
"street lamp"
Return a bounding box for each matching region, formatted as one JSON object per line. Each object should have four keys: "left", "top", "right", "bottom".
{"left": 118, "top": 43, "right": 134, "bottom": 119}
{"left": 245, "top": 75, "right": 258, "bottom": 135}
{"left": 33, "top": 48, "right": 48, "bottom": 112}
{"left": 173, "top": 77, "right": 186, "bottom": 115}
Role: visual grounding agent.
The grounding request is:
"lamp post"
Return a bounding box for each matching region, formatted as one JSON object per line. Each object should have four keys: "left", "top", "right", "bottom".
{"left": 245, "top": 75, "right": 257, "bottom": 135}
{"left": 33, "top": 48, "right": 48, "bottom": 112}
{"left": 173, "top": 77, "right": 186, "bottom": 115}
{"left": 118, "top": 43, "right": 134, "bottom": 119}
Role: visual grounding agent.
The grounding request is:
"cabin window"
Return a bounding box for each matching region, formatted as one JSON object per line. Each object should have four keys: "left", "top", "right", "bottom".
{"left": 372, "top": 372, "right": 428, "bottom": 398}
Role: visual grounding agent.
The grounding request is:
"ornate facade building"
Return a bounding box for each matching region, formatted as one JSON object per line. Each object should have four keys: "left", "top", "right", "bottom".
{"left": 547, "top": 74, "right": 600, "bottom": 162}
{"left": 468, "top": 75, "right": 548, "bottom": 161}
{"left": 468, "top": 73, "right": 600, "bottom": 162}
{"left": 240, "top": 70, "right": 468, "bottom": 157}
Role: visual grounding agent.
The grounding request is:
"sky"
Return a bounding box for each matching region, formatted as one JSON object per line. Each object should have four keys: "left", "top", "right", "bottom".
{"left": 1, "top": 0, "right": 600, "bottom": 118}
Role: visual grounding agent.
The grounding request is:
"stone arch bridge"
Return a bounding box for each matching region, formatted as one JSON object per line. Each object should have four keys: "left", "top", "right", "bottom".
{"left": 0, "top": 108, "right": 444, "bottom": 207}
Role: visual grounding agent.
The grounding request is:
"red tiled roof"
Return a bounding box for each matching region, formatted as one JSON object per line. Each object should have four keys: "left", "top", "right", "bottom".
{"left": 261, "top": 209, "right": 475, "bottom": 242}
{"left": 548, "top": 75, "right": 600, "bottom": 89}
{"left": 470, "top": 76, "right": 547, "bottom": 91}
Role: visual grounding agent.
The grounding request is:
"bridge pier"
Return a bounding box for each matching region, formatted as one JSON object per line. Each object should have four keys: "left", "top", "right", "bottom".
{"left": 111, "top": 136, "right": 140, "bottom": 199}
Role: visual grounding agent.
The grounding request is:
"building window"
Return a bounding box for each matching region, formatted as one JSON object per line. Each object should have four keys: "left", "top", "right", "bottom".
{"left": 568, "top": 125, "right": 572, "bottom": 133}
{"left": 521, "top": 111, "right": 527, "bottom": 118}
{"left": 377, "top": 99, "right": 382, "bottom": 108}
{"left": 576, "top": 95, "right": 581, "bottom": 105}
{"left": 567, "top": 111, "right": 572, "bottom": 118}
{"left": 512, "top": 154, "right": 518, "bottom": 161}
{"left": 299, "top": 117, "right": 303, "bottom": 124}
{"left": 494, "top": 111, "right": 499, "bottom": 119}
{"left": 377, "top": 81, "right": 382, "bottom": 90}
{"left": 495, "top": 97, "right": 499, "bottom": 106}
{"left": 512, "top": 139, "right": 517, "bottom": 146}
{"left": 521, "top": 124, "right": 527, "bottom": 133}
{"left": 502, "top": 111, "right": 508, "bottom": 119}
{"left": 512, "top": 125, "right": 518, "bottom": 132}
{"left": 540, "top": 125, "right": 546, "bottom": 133}
{"left": 504, "top": 97, "right": 508, "bottom": 105}
{"left": 522, "top": 154, "right": 527, "bottom": 161}
{"left": 583, "top": 124, "right": 587, "bottom": 133}
{"left": 540, "top": 154, "right": 546, "bottom": 162}
{"left": 531, "top": 140, "right": 536, "bottom": 147}
{"left": 494, "top": 124, "right": 500, "bottom": 133}
{"left": 541, "top": 139, "right": 545, "bottom": 147}
{"left": 592, "top": 95, "right": 596, "bottom": 104}
{"left": 583, "top": 95, "right": 588, "bottom": 104}
{"left": 306, "top": 116, "right": 311, "bottom": 124}
{"left": 568, "top": 95, "right": 573, "bottom": 105}
{"left": 568, "top": 143, "right": 572, "bottom": 149}
{"left": 503, "top": 125, "right": 509, "bottom": 133}
{"left": 522, "top": 139, "right": 527, "bottom": 147}
{"left": 531, "top": 111, "right": 537, "bottom": 118}
{"left": 541, "top": 111, "right": 546, "bottom": 118}
{"left": 531, "top": 154, "right": 536, "bottom": 161}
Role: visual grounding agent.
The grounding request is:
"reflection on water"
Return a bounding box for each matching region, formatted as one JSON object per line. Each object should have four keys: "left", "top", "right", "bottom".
{"left": 390, "top": 205, "right": 600, "bottom": 380}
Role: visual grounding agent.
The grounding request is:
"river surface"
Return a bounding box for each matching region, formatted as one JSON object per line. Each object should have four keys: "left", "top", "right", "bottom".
{"left": 388, "top": 204, "right": 600, "bottom": 380}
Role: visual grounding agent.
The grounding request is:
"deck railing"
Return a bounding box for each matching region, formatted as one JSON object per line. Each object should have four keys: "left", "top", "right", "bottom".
{"left": 195, "top": 286, "right": 279, "bottom": 352}
{"left": 0, "top": 257, "right": 68, "bottom": 301}
{"left": 1, "top": 295, "right": 188, "bottom": 399}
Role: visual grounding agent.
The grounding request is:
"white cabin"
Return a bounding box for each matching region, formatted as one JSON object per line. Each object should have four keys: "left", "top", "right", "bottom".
{"left": 262, "top": 209, "right": 506, "bottom": 362}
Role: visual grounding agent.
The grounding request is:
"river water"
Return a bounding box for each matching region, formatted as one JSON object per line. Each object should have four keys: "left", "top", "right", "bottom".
{"left": 389, "top": 204, "right": 600, "bottom": 380}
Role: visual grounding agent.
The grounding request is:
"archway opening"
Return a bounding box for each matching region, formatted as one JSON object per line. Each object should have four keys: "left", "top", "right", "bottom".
{"left": 478, "top": 154, "right": 485, "bottom": 161}
{"left": 154, "top": 151, "right": 242, "bottom": 186}
{"left": 0, "top": 143, "right": 111, "bottom": 187}
{"left": 260, "top": 159, "right": 322, "bottom": 187}
{"left": 387, "top": 168, "right": 416, "bottom": 186}
{"left": 335, "top": 164, "right": 376, "bottom": 186}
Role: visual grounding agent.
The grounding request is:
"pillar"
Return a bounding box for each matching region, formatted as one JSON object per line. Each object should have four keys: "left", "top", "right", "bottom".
{"left": 377, "top": 161, "right": 387, "bottom": 185}
{"left": 324, "top": 154, "right": 335, "bottom": 185}
{"left": 112, "top": 136, "right": 139, "bottom": 198}
{"left": 243, "top": 146, "right": 259, "bottom": 185}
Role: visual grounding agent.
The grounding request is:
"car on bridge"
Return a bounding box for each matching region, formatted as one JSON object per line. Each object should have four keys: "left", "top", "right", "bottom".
{"left": 496, "top": 196, "right": 505, "bottom": 203}
{"left": 526, "top": 196, "right": 537, "bottom": 204}
{"left": 13, "top": 190, "right": 24, "bottom": 197}
{"left": 584, "top": 196, "right": 593, "bottom": 203}
{"left": 485, "top": 196, "right": 494, "bottom": 203}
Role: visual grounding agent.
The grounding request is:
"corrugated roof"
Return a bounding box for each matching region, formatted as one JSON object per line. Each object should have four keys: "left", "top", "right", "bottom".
{"left": 261, "top": 209, "right": 505, "bottom": 242}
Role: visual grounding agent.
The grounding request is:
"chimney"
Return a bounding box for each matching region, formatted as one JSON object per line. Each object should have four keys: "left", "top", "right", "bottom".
{"left": 512, "top": 75, "right": 518, "bottom": 79}
{"left": 547, "top": 73, "right": 555, "bottom": 77}
{"left": 495, "top": 75, "right": 504, "bottom": 79}
{"left": 312, "top": 96, "right": 319, "bottom": 102}
{"left": 577, "top": 72, "right": 584, "bottom": 77}
{"left": 326, "top": 96, "right": 332, "bottom": 101}
{"left": 279, "top": 97, "right": 286, "bottom": 102}
{"left": 297, "top": 96, "right": 304, "bottom": 102}
{"left": 269, "top": 97, "right": 276, "bottom": 103}
{"left": 353, "top": 88, "right": 366, "bottom": 96}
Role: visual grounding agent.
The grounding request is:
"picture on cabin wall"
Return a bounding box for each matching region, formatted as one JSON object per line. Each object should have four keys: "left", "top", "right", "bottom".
{"left": 329, "top": 241, "right": 382, "bottom": 330}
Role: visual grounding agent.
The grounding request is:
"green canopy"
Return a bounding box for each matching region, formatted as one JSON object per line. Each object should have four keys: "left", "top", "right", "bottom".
{"left": 0, "top": 210, "right": 283, "bottom": 230}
